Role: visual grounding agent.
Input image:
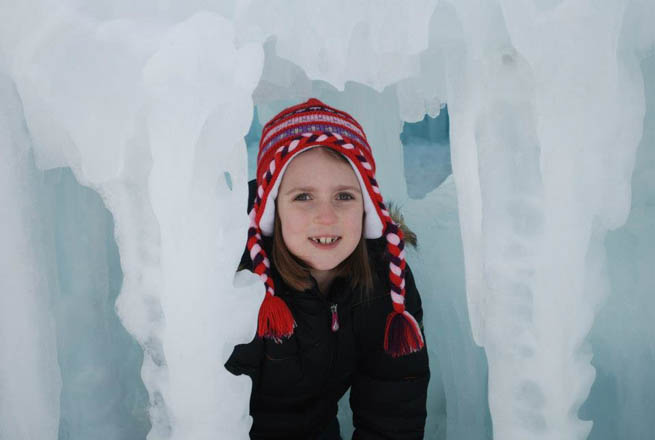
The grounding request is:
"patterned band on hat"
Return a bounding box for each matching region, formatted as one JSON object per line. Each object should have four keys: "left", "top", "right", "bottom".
{"left": 259, "top": 123, "right": 369, "bottom": 164}
{"left": 257, "top": 99, "right": 371, "bottom": 166}
{"left": 262, "top": 99, "right": 366, "bottom": 140}
{"left": 260, "top": 113, "right": 367, "bottom": 153}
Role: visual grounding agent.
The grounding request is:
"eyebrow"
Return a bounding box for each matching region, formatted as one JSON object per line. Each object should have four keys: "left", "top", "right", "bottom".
{"left": 284, "top": 185, "right": 362, "bottom": 195}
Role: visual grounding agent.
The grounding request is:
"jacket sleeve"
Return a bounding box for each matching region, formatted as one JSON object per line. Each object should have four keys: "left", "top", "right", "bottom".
{"left": 350, "top": 263, "right": 430, "bottom": 440}
{"left": 237, "top": 178, "right": 258, "bottom": 271}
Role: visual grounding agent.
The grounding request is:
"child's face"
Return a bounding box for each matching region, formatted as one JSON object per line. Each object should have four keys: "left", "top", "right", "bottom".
{"left": 277, "top": 148, "right": 364, "bottom": 274}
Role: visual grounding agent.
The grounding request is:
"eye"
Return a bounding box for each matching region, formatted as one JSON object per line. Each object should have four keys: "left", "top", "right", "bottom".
{"left": 337, "top": 192, "right": 355, "bottom": 201}
{"left": 294, "top": 193, "right": 311, "bottom": 201}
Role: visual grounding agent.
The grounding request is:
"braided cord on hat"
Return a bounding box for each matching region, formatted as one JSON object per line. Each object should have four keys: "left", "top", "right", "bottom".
{"left": 383, "top": 221, "right": 424, "bottom": 356}
{"left": 248, "top": 207, "right": 296, "bottom": 341}
{"left": 355, "top": 155, "right": 424, "bottom": 357}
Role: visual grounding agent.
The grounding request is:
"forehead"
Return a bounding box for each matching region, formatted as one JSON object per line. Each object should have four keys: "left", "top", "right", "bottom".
{"left": 280, "top": 148, "right": 359, "bottom": 187}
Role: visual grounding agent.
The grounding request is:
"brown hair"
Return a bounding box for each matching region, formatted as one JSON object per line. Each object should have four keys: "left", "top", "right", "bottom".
{"left": 271, "top": 147, "right": 374, "bottom": 294}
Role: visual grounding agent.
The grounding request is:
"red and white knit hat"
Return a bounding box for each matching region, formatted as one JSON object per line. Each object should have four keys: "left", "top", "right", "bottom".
{"left": 248, "top": 98, "right": 424, "bottom": 357}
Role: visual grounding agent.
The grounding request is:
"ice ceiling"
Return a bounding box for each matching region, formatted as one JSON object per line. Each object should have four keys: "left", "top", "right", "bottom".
{"left": 1, "top": 1, "right": 654, "bottom": 439}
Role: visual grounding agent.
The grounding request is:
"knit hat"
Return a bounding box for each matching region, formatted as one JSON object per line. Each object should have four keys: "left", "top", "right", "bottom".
{"left": 248, "top": 98, "right": 424, "bottom": 357}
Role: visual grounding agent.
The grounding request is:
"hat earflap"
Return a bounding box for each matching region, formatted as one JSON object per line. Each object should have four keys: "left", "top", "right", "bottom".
{"left": 382, "top": 219, "right": 425, "bottom": 357}
{"left": 247, "top": 208, "right": 296, "bottom": 341}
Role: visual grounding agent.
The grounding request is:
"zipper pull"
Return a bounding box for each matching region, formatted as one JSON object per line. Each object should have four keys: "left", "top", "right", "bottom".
{"left": 330, "top": 304, "right": 340, "bottom": 332}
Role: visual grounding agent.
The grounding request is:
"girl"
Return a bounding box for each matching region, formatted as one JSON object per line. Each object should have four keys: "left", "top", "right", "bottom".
{"left": 226, "top": 98, "right": 430, "bottom": 439}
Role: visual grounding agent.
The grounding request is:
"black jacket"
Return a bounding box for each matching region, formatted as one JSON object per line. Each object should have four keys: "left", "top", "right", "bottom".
{"left": 225, "top": 180, "right": 430, "bottom": 440}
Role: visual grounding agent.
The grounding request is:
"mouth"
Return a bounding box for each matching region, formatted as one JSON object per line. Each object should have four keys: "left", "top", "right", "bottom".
{"left": 308, "top": 236, "right": 342, "bottom": 248}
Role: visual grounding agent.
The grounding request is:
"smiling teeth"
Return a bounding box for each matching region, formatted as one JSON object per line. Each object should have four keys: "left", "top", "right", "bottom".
{"left": 311, "top": 237, "right": 339, "bottom": 244}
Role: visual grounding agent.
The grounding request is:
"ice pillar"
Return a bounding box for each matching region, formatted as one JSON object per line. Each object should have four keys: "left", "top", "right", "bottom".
{"left": 3, "top": 8, "right": 264, "bottom": 439}
{"left": 447, "top": 1, "right": 645, "bottom": 439}
{"left": 140, "top": 12, "right": 263, "bottom": 439}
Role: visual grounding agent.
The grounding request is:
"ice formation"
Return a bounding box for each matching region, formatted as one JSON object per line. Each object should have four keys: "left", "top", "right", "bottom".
{"left": 1, "top": 0, "right": 654, "bottom": 439}
{"left": 0, "top": 72, "right": 61, "bottom": 440}
{"left": 445, "top": 2, "right": 650, "bottom": 438}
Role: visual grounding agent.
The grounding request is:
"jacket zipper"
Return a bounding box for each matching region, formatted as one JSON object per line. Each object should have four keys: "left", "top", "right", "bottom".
{"left": 330, "top": 303, "right": 340, "bottom": 332}
{"left": 323, "top": 301, "right": 339, "bottom": 394}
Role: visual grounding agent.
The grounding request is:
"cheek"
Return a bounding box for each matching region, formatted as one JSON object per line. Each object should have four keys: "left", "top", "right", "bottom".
{"left": 345, "top": 211, "right": 364, "bottom": 241}
{"left": 280, "top": 211, "right": 306, "bottom": 245}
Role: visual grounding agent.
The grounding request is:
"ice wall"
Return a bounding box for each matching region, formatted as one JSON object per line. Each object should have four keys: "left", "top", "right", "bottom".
{"left": 404, "top": 175, "right": 492, "bottom": 440}
{"left": 579, "top": 52, "right": 655, "bottom": 440}
{"left": 1, "top": 0, "right": 654, "bottom": 439}
{"left": 400, "top": 108, "right": 451, "bottom": 199}
{"left": 0, "top": 72, "right": 61, "bottom": 440}
{"left": 46, "top": 166, "right": 150, "bottom": 439}
{"left": 1, "top": 4, "right": 264, "bottom": 439}
{"left": 444, "top": 1, "right": 651, "bottom": 439}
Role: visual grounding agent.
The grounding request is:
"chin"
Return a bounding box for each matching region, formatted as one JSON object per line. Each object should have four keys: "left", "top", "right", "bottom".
{"left": 308, "top": 259, "right": 342, "bottom": 271}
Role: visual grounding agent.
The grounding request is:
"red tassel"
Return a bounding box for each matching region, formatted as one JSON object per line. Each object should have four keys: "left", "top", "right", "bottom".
{"left": 383, "top": 311, "right": 424, "bottom": 358}
{"left": 257, "top": 293, "right": 296, "bottom": 342}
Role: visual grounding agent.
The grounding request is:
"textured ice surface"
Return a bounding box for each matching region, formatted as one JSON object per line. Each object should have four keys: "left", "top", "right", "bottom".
{"left": 2, "top": 4, "right": 264, "bottom": 440}
{"left": 446, "top": 1, "right": 651, "bottom": 439}
{"left": 403, "top": 176, "right": 492, "bottom": 440}
{"left": 0, "top": 72, "right": 61, "bottom": 440}
{"left": 1, "top": 1, "right": 654, "bottom": 439}
{"left": 238, "top": 0, "right": 439, "bottom": 92}
{"left": 579, "top": 53, "right": 655, "bottom": 440}
{"left": 400, "top": 108, "right": 451, "bottom": 200}
{"left": 45, "top": 167, "right": 149, "bottom": 439}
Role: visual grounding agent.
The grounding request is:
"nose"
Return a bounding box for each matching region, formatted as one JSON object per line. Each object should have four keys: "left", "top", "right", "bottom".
{"left": 313, "top": 200, "right": 338, "bottom": 225}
